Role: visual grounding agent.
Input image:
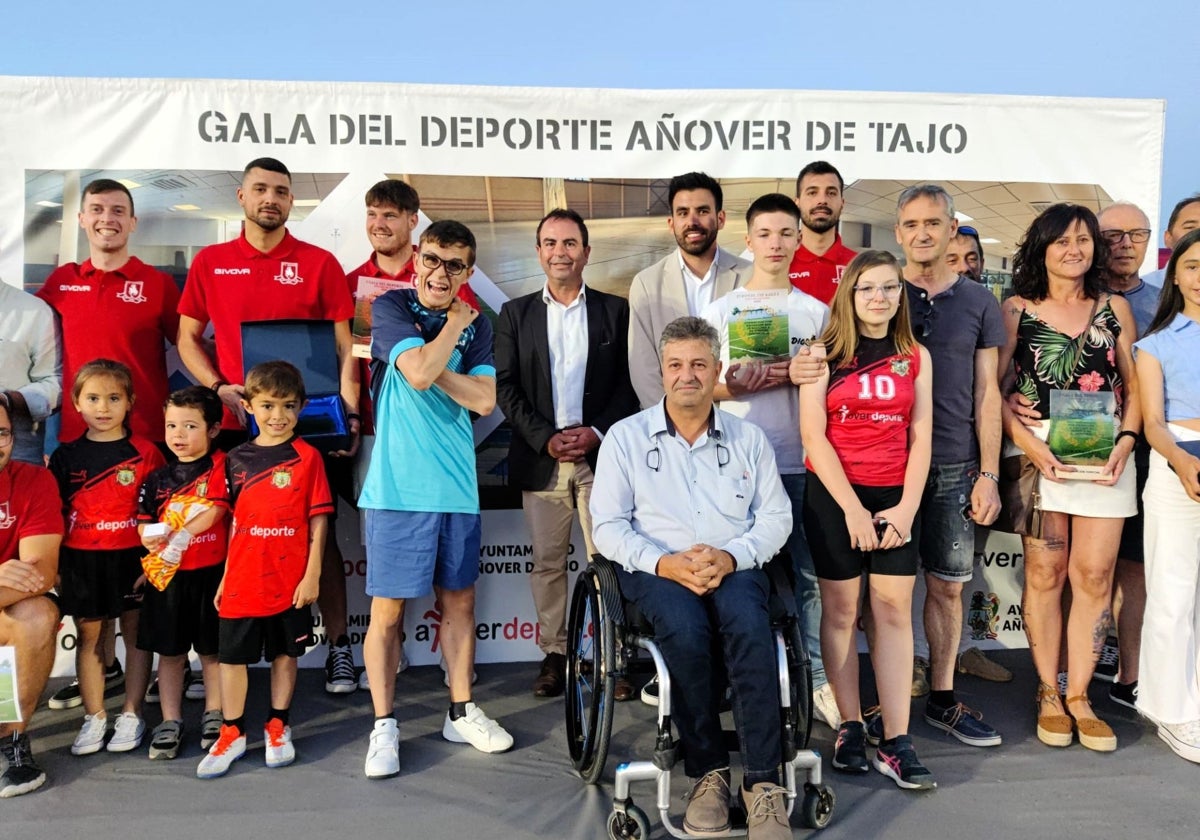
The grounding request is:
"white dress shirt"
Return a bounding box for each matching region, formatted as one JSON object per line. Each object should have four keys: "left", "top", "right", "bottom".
{"left": 542, "top": 283, "right": 589, "bottom": 429}
{"left": 678, "top": 249, "right": 722, "bottom": 317}
{"left": 590, "top": 400, "right": 792, "bottom": 575}
{"left": 0, "top": 282, "right": 61, "bottom": 421}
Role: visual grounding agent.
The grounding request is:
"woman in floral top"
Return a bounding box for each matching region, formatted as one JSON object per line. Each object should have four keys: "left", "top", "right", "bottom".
{"left": 997, "top": 204, "right": 1140, "bottom": 753}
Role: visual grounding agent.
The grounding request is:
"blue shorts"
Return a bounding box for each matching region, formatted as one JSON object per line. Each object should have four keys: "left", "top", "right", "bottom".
{"left": 917, "top": 460, "right": 976, "bottom": 582}
{"left": 365, "top": 509, "right": 481, "bottom": 599}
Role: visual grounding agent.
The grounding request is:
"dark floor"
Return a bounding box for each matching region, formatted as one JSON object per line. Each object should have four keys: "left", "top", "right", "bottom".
{"left": 5, "top": 651, "right": 1196, "bottom": 839}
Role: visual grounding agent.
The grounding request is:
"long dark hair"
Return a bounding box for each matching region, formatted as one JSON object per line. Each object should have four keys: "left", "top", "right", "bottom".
{"left": 1144, "top": 228, "right": 1200, "bottom": 337}
{"left": 1011, "top": 203, "right": 1110, "bottom": 301}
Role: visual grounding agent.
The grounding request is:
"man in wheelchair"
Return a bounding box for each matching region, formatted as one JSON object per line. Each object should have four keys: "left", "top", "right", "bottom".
{"left": 590, "top": 316, "right": 794, "bottom": 839}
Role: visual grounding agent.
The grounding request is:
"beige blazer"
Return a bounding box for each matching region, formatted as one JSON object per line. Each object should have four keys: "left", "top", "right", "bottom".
{"left": 627, "top": 248, "right": 751, "bottom": 408}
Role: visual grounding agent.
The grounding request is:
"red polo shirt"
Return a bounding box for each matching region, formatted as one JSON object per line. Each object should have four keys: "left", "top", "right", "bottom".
{"left": 179, "top": 230, "right": 355, "bottom": 429}
{"left": 0, "top": 461, "right": 63, "bottom": 564}
{"left": 788, "top": 235, "right": 858, "bottom": 305}
{"left": 38, "top": 257, "right": 180, "bottom": 442}
{"left": 346, "top": 254, "right": 480, "bottom": 434}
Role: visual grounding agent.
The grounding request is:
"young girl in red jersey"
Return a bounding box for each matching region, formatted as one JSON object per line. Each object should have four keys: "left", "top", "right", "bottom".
{"left": 49, "top": 359, "right": 165, "bottom": 756}
{"left": 798, "top": 251, "right": 934, "bottom": 790}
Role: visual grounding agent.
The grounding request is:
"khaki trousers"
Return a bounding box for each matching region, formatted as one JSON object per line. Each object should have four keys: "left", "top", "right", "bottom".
{"left": 522, "top": 461, "right": 595, "bottom": 655}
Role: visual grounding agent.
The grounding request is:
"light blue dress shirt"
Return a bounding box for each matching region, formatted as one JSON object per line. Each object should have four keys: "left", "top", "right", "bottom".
{"left": 590, "top": 400, "right": 791, "bottom": 575}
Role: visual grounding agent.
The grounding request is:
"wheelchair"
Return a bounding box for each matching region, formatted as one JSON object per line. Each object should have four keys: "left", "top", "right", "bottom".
{"left": 565, "top": 555, "right": 836, "bottom": 839}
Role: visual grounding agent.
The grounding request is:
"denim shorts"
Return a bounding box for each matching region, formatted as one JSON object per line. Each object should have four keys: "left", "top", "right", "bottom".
{"left": 365, "top": 509, "right": 481, "bottom": 599}
{"left": 917, "top": 460, "right": 976, "bottom": 582}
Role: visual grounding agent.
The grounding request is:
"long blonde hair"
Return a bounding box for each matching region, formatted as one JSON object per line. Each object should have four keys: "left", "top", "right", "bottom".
{"left": 820, "top": 250, "right": 916, "bottom": 368}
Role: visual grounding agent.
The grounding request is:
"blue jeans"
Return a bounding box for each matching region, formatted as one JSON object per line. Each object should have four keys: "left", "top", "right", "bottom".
{"left": 618, "top": 567, "right": 781, "bottom": 784}
{"left": 780, "top": 473, "right": 824, "bottom": 687}
{"left": 918, "top": 460, "right": 976, "bottom": 582}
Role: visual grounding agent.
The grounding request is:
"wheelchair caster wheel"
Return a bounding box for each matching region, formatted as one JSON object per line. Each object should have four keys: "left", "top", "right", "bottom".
{"left": 606, "top": 804, "right": 651, "bottom": 839}
{"left": 801, "top": 783, "right": 836, "bottom": 829}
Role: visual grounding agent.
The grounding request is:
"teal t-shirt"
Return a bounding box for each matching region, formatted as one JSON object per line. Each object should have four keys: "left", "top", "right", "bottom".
{"left": 358, "top": 289, "right": 495, "bottom": 513}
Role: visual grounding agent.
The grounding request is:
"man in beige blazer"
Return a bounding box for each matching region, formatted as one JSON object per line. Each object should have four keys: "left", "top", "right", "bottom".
{"left": 628, "top": 172, "right": 751, "bottom": 409}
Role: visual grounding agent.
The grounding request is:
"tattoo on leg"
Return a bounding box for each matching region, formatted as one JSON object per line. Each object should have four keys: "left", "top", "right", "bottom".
{"left": 1092, "top": 609, "right": 1113, "bottom": 656}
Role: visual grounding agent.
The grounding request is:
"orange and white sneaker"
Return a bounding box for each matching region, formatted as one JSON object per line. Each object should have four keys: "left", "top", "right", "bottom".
{"left": 264, "top": 718, "right": 295, "bottom": 768}
{"left": 196, "top": 724, "right": 246, "bottom": 779}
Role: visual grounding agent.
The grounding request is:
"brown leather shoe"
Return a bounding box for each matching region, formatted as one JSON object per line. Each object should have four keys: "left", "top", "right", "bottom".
{"left": 614, "top": 676, "right": 635, "bottom": 702}
{"left": 533, "top": 653, "right": 566, "bottom": 698}
{"left": 684, "top": 768, "right": 731, "bottom": 836}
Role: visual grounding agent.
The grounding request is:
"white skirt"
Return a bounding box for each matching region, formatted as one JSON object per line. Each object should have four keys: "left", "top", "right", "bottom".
{"left": 1004, "top": 423, "right": 1137, "bottom": 518}
{"left": 1137, "top": 423, "right": 1200, "bottom": 724}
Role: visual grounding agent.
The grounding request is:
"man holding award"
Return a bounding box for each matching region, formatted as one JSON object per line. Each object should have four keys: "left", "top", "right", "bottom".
{"left": 700, "top": 193, "right": 831, "bottom": 725}
{"left": 177, "top": 157, "right": 362, "bottom": 696}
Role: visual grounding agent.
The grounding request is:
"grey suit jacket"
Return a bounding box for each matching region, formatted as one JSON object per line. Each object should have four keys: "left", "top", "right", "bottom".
{"left": 626, "top": 248, "right": 751, "bottom": 408}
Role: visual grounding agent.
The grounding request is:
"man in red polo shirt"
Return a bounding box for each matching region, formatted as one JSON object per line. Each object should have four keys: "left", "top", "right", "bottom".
{"left": 788, "top": 161, "right": 857, "bottom": 305}
{"left": 177, "top": 157, "right": 360, "bottom": 696}
{"left": 38, "top": 179, "right": 180, "bottom": 443}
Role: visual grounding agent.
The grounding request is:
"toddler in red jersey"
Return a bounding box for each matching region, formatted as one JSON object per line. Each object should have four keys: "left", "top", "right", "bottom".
{"left": 196, "top": 361, "right": 331, "bottom": 779}
{"left": 136, "top": 386, "right": 230, "bottom": 760}
{"left": 48, "top": 359, "right": 165, "bottom": 756}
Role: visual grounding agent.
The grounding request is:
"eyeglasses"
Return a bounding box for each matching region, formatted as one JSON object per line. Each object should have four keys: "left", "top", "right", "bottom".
{"left": 420, "top": 252, "right": 470, "bottom": 277}
{"left": 0, "top": 429, "right": 12, "bottom": 444}
{"left": 853, "top": 283, "right": 904, "bottom": 299}
{"left": 958, "top": 225, "right": 979, "bottom": 237}
{"left": 1100, "top": 228, "right": 1152, "bottom": 245}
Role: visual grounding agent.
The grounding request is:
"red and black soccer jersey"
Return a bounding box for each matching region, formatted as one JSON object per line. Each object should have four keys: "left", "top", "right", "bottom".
{"left": 788, "top": 236, "right": 858, "bottom": 306}
{"left": 0, "top": 460, "right": 64, "bottom": 564}
{"left": 178, "top": 230, "right": 355, "bottom": 429}
{"left": 137, "top": 451, "right": 230, "bottom": 571}
{"left": 38, "top": 257, "right": 181, "bottom": 442}
{"left": 222, "top": 436, "right": 333, "bottom": 619}
{"left": 810, "top": 336, "right": 920, "bottom": 487}
{"left": 48, "top": 435, "right": 166, "bottom": 550}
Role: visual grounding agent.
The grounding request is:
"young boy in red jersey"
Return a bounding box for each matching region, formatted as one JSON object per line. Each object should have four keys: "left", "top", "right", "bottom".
{"left": 136, "top": 386, "right": 229, "bottom": 760}
{"left": 196, "top": 362, "right": 332, "bottom": 779}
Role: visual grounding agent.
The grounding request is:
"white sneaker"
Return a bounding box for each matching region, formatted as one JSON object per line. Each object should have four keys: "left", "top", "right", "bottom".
{"left": 365, "top": 718, "right": 400, "bottom": 779}
{"left": 359, "top": 651, "right": 410, "bottom": 691}
{"left": 196, "top": 725, "right": 246, "bottom": 779}
{"left": 1158, "top": 720, "right": 1200, "bottom": 764}
{"left": 71, "top": 713, "right": 108, "bottom": 755}
{"left": 442, "top": 703, "right": 513, "bottom": 753}
{"left": 812, "top": 683, "right": 842, "bottom": 730}
{"left": 440, "top": 655, "right": 477, "bottom": 688}
{"left": 264, "top": 719, "right": 295, "bottom": 768}
{"left": 106, "top": 712, "right": 145, "bottom": 752}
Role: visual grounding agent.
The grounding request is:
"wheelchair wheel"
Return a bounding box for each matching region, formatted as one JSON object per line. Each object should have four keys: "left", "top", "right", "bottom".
{"left": 801, "top": 783, "right": 836, "bottom": 829}
{"left": 565, "top": 567, "right": 615, "bottom": 783}
{"left": 606, "top": 804, "right": 650, "bottom": 840}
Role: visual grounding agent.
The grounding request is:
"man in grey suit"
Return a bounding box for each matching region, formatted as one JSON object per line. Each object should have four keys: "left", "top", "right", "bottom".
{"left": 495, "top": 209, "right": 639, "bottom": 698}
{"left": 628, "top": 172, "right": 751, "bottom": 409}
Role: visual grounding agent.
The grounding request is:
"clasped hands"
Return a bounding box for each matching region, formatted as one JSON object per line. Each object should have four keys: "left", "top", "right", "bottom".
{"left": 656, "top": 544, "right": 735, "bottom": 596}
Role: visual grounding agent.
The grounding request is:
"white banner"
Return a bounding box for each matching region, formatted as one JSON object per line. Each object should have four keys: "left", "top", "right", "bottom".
{"left": 12, "top": 76, "right": 1160, "bottom": 671}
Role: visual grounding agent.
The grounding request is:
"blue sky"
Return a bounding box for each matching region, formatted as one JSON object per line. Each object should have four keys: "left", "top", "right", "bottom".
{"left": 2, "top": 1, "right": 1195, "bottom": 224}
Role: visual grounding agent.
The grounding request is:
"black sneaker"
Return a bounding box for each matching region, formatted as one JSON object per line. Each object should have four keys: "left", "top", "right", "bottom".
{"left": 832, "top": 721, "right": 869, "bottom": 773}
{"left": 0, "top": 733, "right": 46, "bottom": 798}
{"left": 146, "top": 663, "right": 198, "bottom": 704}
{"left": 325, "top": 635, "right": 357, "bottom": 694}
{"left": 873, "top": 734, "right": 937, "bottom": 790}
{"left": 1093, "top": 636, "right": 1119, "bottom": 683}
{"left": 863, "top": 705, "right": 883, "bottom": 746}
{"left": 924, "top": 700, "right": 1002, "bottom": 747}
{"left": 1110, "top": 680, "right": 1139, "bottom": 710}
{"left": 49, "top": 660, "right": 123, "bottom": 710}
